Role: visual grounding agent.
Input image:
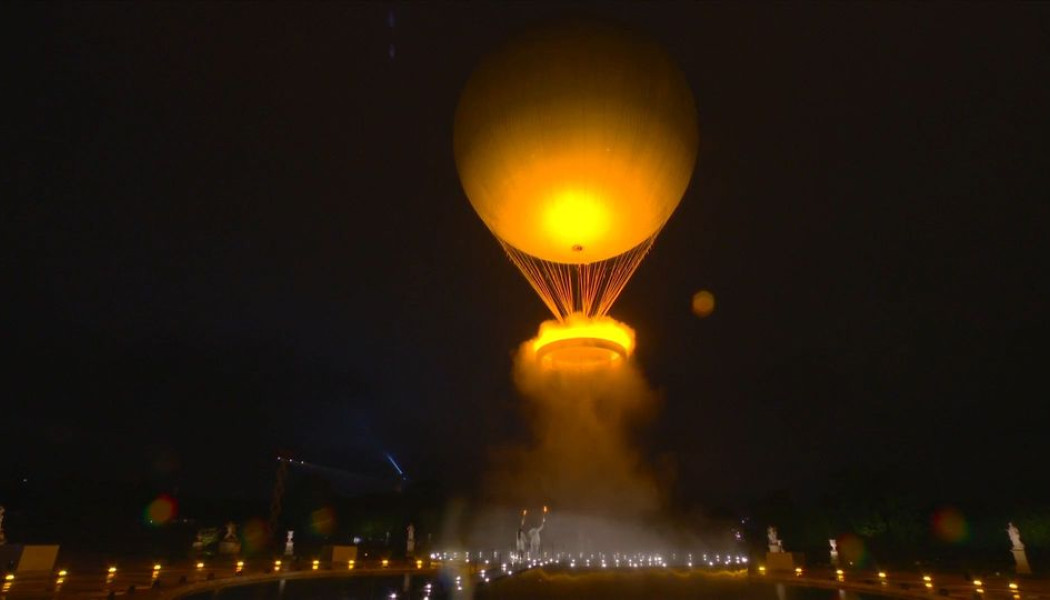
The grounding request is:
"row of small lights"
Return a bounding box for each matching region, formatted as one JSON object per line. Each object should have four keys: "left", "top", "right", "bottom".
{"left": 429, "top": 550, "right": 746, "bottom": 568}
{"left": 1, "top": 557, "right": 426, "bottom": 582}
{"left": 756, "top": 565, "right": 1022, "bottom": 596}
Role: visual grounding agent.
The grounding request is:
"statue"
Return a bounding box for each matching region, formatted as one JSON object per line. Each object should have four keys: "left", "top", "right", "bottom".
{"left": 767, "top": 526, "right": 783, "bottom": 553}
{"left": 829, "top": 539, "right": 837, "bottom": 552}
{"left": 1006, "top": 522, "right": 1032, "bottom": 574}
{"left": 515, "top": 510, "right": 527, "bottom": 562}
{"left": 284, "top": 530, "right": 295, "bottom": 556}
{"left": 828, "top": 538, "right": 839, "bottom": 566}
{"left": 406, "top": 523, "right": 415, "bottom": 556}
{"left": 219, "top": 522, "right": 241, "bottom": 555}
{"left": 1007, "top": 522, "right": 1024, "bottom": 550}
{"left": 527, "top": 506, "right": 548, "bottom": 558}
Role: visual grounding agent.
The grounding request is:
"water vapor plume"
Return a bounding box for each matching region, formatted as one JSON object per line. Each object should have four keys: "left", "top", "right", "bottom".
{"left": 487, "top": 316, "right": 665, "bottom": 519}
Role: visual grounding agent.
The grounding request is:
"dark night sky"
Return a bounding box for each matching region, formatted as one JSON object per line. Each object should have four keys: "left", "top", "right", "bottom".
{"left": 4, "top": 3, "right": 1050, "bottom": 509}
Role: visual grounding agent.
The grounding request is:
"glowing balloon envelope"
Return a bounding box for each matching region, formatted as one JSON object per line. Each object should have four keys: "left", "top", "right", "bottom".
{"left": 455, "top": 20, "right": 698, "bottom": 319}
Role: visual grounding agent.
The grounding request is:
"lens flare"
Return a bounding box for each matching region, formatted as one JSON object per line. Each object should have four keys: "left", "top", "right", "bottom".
{"left": 310, "top": 506, "right": 336, "bottom": 536}
{"left": 691, "top": 290, "right": 715, "bottom": 318}
{"left": 838, "top": 533, "right": 868, "bottom": 566}
{"left": 932, "top": 506, "right": 969, "bottom": 543}
{"left": 144, "top": 494, "right": 177, "bottom": 526}
{"left": 241, "top": 518, "right": 269, "bottom": 554}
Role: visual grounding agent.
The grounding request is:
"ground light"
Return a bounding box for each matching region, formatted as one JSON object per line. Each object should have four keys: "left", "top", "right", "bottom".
{"left": 274, "top": 560, "right": 282, "bottom": 571}
{"left": 312, "top": 560, "right": 319, "bottom": 570}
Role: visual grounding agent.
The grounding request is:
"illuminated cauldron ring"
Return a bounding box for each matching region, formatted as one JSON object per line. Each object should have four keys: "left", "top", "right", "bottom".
{"left": 534, "top": 336, "right": 629, "bottom": 369}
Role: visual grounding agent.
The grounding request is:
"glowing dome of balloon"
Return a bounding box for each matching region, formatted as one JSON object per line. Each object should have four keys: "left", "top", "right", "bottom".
{"left": 455, "top": 20, "right": 698, "bottom": 319}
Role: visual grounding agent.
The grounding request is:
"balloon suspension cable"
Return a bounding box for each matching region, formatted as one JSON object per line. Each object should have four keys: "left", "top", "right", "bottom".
{"left": 500, "top": 231, "right": 660, "bottom": 320}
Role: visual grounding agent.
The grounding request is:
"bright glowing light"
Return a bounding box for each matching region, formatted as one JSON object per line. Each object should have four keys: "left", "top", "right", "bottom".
{"left": 878, "top": 572, "right": 887, "bottom": 579}
{"left": 196, "top": 562, "right": 204, "bottom": 569}
{"left": 542, "top": 190, "right": 612, "bottom": 256}
{"left": 1009, "top": 583, "right": 1019, "bottom": 590}
{"left": 348, "top": 560, "right": 355, "bottom": 570}
{"left": 416, "top": 560, "right": 423, "bottom": 569}
{"left": 274, "top": 560, "right": 282, "bottom": 570}
{"left": 107, "top": 567, "right": 117, "bottom": 574}
{"left": 312, "top": 560, "right": 319, "bottom": 570}
{"left": 531, "top": 314, "right": 634, "bottom": 368}
{"left": 153, "top": 564, "right": 161, "bottom": 571}
{"left": 58, "top": 570, "right": 68, "bottom": 577}
{"left": 4, "top": 574, "right": 13, "bottom": 581}
{"left": 923, "top": 575, "right": 932, "bottom": 582}
{"left": 382, "top": 559, "right": 389, "bottom": 568}
{"left": 794, "top": 567, "right": 802, "bottom": 576}
{"left": 973, "top": 580, "right": 983, "bottom": 586}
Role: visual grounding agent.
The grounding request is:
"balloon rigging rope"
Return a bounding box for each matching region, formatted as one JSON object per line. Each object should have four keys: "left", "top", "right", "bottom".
{"left": 499, "top": 230, "right": 661, "bottom": 320}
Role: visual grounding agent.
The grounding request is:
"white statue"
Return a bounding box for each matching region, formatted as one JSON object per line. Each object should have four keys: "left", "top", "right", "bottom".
{"left": 829, "top": 539, "right": 837, "bottom": 552}
{"left": 767, "top": 526, "right": 783, "bottom": 552}
{"left": 284, "top": 530, "right": 295, "bottom": 556}
{"left": 527, "top": 506, "right": 548, "bottom": 558}
{"left": 406, "top": 523, "right": 415, "bottom": 555}
{"left": 1007, "top": 522, "right": 1024, "bottom": 550}
{"left": 224, "top": 522, "right": 237, "bottom": 542}
{"left": 515, "top": 510, "right": 527, "bottom": 561}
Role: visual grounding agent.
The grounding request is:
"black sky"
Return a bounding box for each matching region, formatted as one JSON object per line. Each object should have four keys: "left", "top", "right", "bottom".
{"left": 4, "top": 2, "right": 1050, "bottom": 508}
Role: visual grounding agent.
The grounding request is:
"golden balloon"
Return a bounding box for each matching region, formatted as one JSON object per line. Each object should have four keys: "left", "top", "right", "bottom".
{"left": 455, "top": 20, "right": 698, "bottom": 319}
{"left": 455, "top": 20, "right": 698, "bottom": 265}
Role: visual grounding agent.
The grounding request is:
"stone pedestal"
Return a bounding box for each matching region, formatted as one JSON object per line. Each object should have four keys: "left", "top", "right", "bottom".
{"left": 766, "top": 551, "right": 803, "bottom": 572}
{"left": 1012, "top": 548, "right": 1032, "bottom": 575}
{"left": 830, "top": 550, "right": 839, "bottom": 567}
{"left": 323, "top": 545, "right": 358, "bottom": 563}
{"left": 0, "top": 545, "right": 59, "bottom": 573}
{"left": 219, "top": 540, "right": 241, "bottom": 555}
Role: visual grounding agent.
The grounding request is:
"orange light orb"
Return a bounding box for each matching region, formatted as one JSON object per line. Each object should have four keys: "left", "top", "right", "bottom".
{"left": 531, "top": 314, "right": 634, "bottom": 369}
{"left": 454, "top": 20, "right": 698, "bottom": 265}
{"left": 691, "top": 290, "right": 716, "bottom": 317}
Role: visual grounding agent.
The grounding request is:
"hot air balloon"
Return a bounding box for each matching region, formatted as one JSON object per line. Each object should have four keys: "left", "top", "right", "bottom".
{"left": 454, "top": 20, "right": 699, "bottom": 324}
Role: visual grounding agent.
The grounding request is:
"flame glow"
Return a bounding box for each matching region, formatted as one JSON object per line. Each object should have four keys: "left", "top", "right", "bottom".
{"left": 530, "top": 314, "right": 634, "bottom": 369}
